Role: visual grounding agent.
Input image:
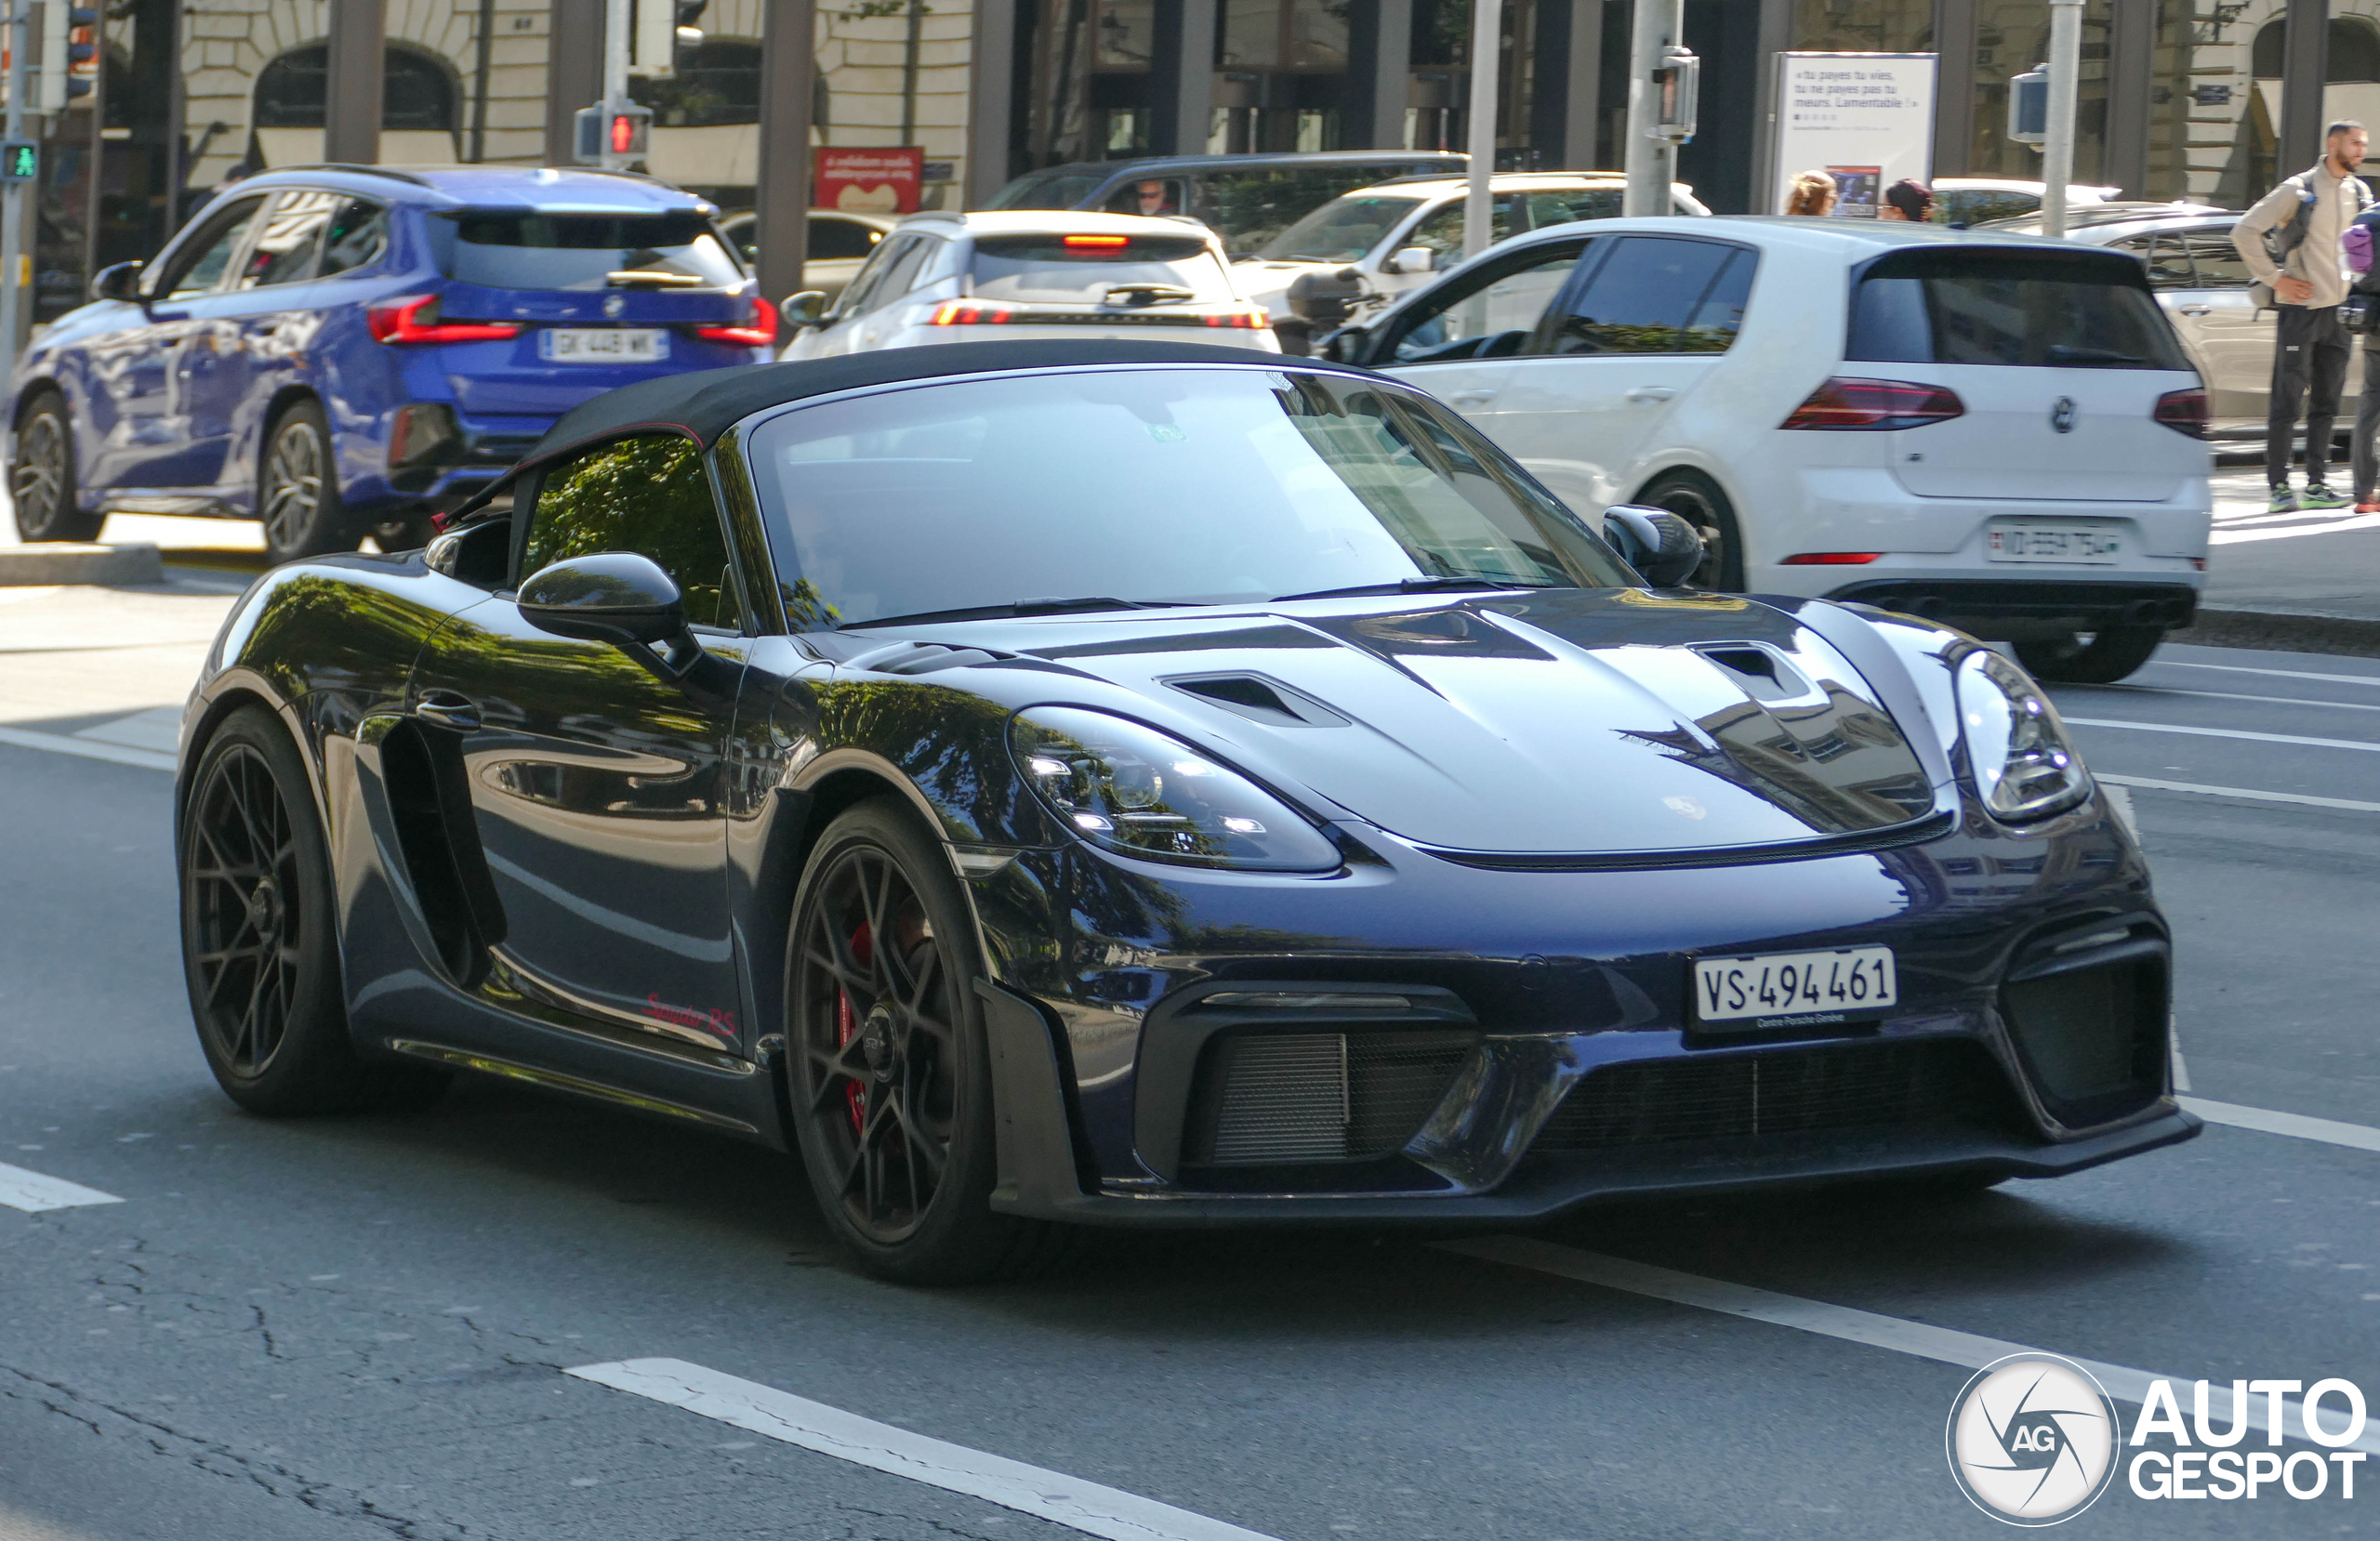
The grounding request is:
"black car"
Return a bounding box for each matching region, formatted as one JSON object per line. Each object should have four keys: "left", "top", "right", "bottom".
{"left": 173, "top": 339, "right": 2196, "bottom": 1283}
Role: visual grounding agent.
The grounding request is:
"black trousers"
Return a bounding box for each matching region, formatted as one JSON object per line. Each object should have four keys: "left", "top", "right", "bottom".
{"left": 2269, "top": 303, "right": 2351, "bottom": 487}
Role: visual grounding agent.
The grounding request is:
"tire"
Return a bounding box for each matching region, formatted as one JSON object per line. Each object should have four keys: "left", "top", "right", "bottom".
{"left": 258, "top": 401, "right": 358, "bottom": 563}
{"left": 10, "top": 390, "right": 102, "bottom": 542}
{"left": 2013, "top": 626, "right": 2164, "bottom": 684}
{"left": 1636, "top": 468, "right": 1743, "bottom": 590}
{"left": 784, "top": 798, "right": 1075, "bottom": 1284}
{"left": 367, "top": 509, "right": 440, "bottom": 553}
{"left": 179, "top": 705, "right": 447, "bottom": 1115}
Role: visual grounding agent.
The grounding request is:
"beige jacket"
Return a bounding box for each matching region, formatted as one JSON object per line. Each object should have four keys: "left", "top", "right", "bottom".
{"left": 2233, "top": 164, "right": 2365, "bottom": 309}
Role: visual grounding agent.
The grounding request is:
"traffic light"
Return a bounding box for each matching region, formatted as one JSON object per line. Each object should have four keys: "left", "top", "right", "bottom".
{"left": 0, "top": 143, "right": 38, "bottom": 181}
{"left": 573, "top": 103, "right": 652, "bottom": 164}
{"left": 32, "top": 4, "right": 99, "bottom": 113}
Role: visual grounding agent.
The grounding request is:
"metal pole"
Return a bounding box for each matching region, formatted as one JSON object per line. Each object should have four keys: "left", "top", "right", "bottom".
{"left": 1621, "top": 0, "right": 1672, "bottom": 215}
{"left": 2, "top": 0, "right": 31, "bottom": 362}
{"left": 470, "top": 0, "right": 496, "bottom": 162}
{"left": 2041, "top": 0, "right": 2082, "bottom": 238}
{"left": 602, "top": 0, "right": 630, "bottom": 169}
{"left": 1461, "top": 0, "right": 1499, "bottom": 260}
{"left": 81, "top": 2, "right": 100, "bottom": 286}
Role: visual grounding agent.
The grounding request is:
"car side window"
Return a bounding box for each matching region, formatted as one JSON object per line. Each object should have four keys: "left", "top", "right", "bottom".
{"left": 318, "top": 199, "right": 390, "bottom": 277}
{"left": 868, "top": 235, "right": 936, "bottom": 306}
{"left": 1407, "top": 194, "right": 1517, "bottom": 269}
{"left": 521, "top": 434, "right": 745, "bottom": 632}
{"left": 831, "top": 234, "right": 913, "bottom": 320}
{"left": 1543, "top": 236, "right": 1746, "bottom": 356}
{"left": 156, "top": 196, "right": 267, "bottom": 300}
{"left": 232, "top": 190, "right": 342, "bottom": 289}
{"left": 810, "top": 217, "right": 881, "bottom": 261}
{"left": 1378, "top": 238, "right": 1590, "bottom": 364}
{"left": 2181, "top": 230, "right": 2251, "bottom": 289}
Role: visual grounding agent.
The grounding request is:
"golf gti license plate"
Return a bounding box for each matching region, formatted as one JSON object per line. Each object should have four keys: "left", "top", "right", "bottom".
{"left": 1693, "top": 946, "right": 1897, "bottom": 1030}
{"left": 540, "top": 328, "right": 669, "bottom": 362}
{"left": 1985, "top": 520, "right": 2122, "bottom": 563}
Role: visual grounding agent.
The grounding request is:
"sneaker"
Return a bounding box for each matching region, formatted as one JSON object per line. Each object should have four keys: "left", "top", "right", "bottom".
{"left": 2302, "top": 483, "right": 2352, "bottom": 509}
{"left": 2360, "top": 499, "right": 2380, "bottom": 514}
{"left": 2268, "top": 486, "right": 2300, "bottom": 513}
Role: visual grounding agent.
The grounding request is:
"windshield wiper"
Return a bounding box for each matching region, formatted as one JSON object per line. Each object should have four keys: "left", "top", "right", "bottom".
{"left": 2046, "top": 345, "right": 2148, "bottom": 365}
{"left": 842, "top": 596, "right": 1192, "bottom": 629}
{"left": 1268, "top": 575, "right": 1567, "bottom": 602}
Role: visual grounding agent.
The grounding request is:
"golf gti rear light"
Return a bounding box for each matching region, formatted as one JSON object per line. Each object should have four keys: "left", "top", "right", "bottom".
{"left": 1780, "top": 552, "right": 1884, "bottom": 565}
{"left": 1779, "top": 376, "right": 1964, "bottom": 430}
{"left": 928, "top": 300, "right": 1015, "bottom": 325}
{"left": 695, "top": 294, "right": 778, "bottom": 347}
{"left": 366, "top": 294, "right": 521, "bottom": 345}
{"left": 2153, "top": 386, "right": 2208, "bottom": 438}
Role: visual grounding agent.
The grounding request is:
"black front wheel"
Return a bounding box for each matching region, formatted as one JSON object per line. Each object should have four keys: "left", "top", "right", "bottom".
{"left": 786, "top": 799, "right": 1073, "bottom": 1284}
{"left": 10, "top": 391, "right": 102, "bottom": 542}
{"left": 179, "top": 705, "right": 444, "bottom": 1114}
{"left": 2013, "top": 626, "right": 2164, "bottom": 684}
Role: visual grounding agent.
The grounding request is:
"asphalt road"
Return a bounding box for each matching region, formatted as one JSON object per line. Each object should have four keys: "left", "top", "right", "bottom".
{"left": 0, "top": 586, "right": 2375, "bottom": 1541}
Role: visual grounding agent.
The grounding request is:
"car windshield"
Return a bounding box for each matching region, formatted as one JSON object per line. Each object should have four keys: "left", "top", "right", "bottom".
{"left": 1253, "top": 195, "right": 1427, "bottom": 262}
{"left": 747, "top": 367, "right": 1632, "bottom": 629}
{"left": 428, "top": 210, "right": 746, "bottom": 291}
{"left": 967, "top": 234, "right": 1235, "bottom": 303}
{"left": 985, "top": 168, "right": 1111, "bottom": 209}
{"left": 1847, "top": 247, "right": 2193, "bottom": 369}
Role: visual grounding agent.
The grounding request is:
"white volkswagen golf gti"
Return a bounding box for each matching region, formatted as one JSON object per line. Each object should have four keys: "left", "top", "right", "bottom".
{"left": 1323, "top": 217, "right": 2213, "bottom": 682}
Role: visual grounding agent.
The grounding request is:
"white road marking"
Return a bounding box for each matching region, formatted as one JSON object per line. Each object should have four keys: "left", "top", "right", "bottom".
{"left": 2158, "top": 659, "right": 2380, "bottom": 689}
{"left": 2096, "top": 772, "right": 2380, "bottom": 814}
{"left": 0, "top": 724, "right": 175, "bottom": 771}
{"left": 2182, "top": 1097, "right": 2380, "bottom": 1154}
{"left": 2169, "top": 1016, "right": 2191, "bottom": 1093}
{"left": 2100, "top": 783, "right": 2138, "bottom": 842}
{"left": 72, "top": 705, "right": 182, "bottom": 753}
{"left": 566, "top": 1358, "right": 1283, "bottom": 1541}
{"left": 0, "top": 1160, "right": 124, "bottom": 1213}
{"left": 1441, "top": 1236, "right": 2380, "bottom": 1455}
{"left": 2064, "top": 717, "right": 2380, "bottom": 754}
{"left": 2073, "top": 682, "right": 2380, "bottom": 714}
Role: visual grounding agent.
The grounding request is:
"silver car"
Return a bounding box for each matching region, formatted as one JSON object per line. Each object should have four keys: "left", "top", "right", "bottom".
{"left": 1985, "top": 202, "right": 2354, "bottom": 441}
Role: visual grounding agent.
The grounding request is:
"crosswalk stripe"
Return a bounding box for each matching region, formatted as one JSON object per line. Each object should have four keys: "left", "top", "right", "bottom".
{"left": 0, "top": 1161, "right": 124, "bottom": 1213}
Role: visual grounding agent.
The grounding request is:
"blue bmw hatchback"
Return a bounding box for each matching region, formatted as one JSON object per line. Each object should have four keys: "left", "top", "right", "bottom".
{"left": 6, "top": 165, "right": 774, "bottom": 562}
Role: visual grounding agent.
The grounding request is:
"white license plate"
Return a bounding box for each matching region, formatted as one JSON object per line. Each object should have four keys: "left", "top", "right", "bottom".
{"left": 539, "top": 328, "right": 669, "bottom": 362}
{"left": 1986, "top": 520, "right": 2122, "bottom": 564}
{"left": 1692, "top": 946, "right": 1897, "bottom": 1029}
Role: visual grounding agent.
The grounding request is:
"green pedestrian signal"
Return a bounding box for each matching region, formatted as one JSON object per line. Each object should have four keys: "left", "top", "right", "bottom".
{"left": 0, "top": 143, "right": 37, "bottom": 181}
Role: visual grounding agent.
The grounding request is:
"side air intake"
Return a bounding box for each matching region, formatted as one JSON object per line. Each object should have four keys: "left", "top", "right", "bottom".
{"left": 1183, "top": 1029, "right": 1475, "bottom": 1166}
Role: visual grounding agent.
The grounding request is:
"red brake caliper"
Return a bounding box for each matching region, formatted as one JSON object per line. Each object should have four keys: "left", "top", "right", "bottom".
{"left": 835, "top": 921, "right": 874, "bottom": 1135}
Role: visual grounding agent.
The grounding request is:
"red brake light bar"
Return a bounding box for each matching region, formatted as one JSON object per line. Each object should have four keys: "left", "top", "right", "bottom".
{"left": 1203, "top": 309, "right": 1269, "bottom": 330}
{"left": 695, "top": 293, "right": 779, "bottom": 348}
{"left": 1778, "top": 376, "right": 1964, "bottom": 430}
{"left": 1063, "top": 234, "right": 1131, "bottom": 248}
{"left": 366, "top": 294, "right": 521, "bottom": 346}
{"left": 1780, "top": 552, "right": 1884, "bottom": 566}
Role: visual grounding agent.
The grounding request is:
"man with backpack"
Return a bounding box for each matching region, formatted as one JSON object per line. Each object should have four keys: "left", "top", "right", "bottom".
{"left": 2234, "top": 121, "right": 2373, "bottom": 513}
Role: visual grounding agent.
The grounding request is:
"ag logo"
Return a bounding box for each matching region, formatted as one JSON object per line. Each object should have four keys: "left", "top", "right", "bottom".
{"left": 1946, "top": 1353, "right": 2121, "bottom": 1525}
{"left": 2050, "top": 397, "right": 2078, "bottom": 433}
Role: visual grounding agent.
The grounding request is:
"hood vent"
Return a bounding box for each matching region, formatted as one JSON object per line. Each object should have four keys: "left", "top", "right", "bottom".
{"left": 1166, "top": 672, "right": 1348, "bottom": 729}
{"left": 1692, "top": 644, "right": 1818, "bottom": 705}
{"left": 847, "top": 641, "right": 1012, "bottom": 676}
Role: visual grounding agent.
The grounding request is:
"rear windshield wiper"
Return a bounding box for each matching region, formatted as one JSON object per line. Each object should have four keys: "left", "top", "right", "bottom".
{"left": 1269, "top": 575, "right": 1566, "bottom": 602}
{"left": 842, "top": 596, "right": 1193, "bottom": 628}
{"left": 2045, "top": 344, "right": 2149, "bottom": 365}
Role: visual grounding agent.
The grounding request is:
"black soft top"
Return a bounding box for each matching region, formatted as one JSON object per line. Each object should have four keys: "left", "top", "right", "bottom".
{"left": 530, "top": 339, "right": 1374, "bottom": 460}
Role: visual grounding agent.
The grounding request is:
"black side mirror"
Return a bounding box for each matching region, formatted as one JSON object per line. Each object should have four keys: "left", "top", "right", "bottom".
{"left": 1603, "top": 505, "right": 1705, "bottom": 587}
{"left": 518, "top": 552, "right": 698, "bottom": 677}
{"left": 91, "top": 261, "right": 143, "bottom": 304}
{"left": 779, "top": 289, "right": 827, "bottom": 332}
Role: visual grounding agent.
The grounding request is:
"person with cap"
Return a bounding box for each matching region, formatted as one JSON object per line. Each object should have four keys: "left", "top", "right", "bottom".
{"left": 2234, "top": 120, "right": 2373, "bottom": 513}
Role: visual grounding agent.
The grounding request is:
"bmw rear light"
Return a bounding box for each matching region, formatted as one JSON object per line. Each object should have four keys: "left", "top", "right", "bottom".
{"left": 1779, "top": 376, "right": 1964, "bottom": 430}
{"left": 695, "top": 294, "right": 778, "bottom": 348}
{"left": 929, "top": 301, "right": 1015, "bottom": 325}
{"left": 2153, "top": 386, "right": 2208, "bottom": 438}
{"left": 366, "top": 294, "right": 521, "bottom": 346}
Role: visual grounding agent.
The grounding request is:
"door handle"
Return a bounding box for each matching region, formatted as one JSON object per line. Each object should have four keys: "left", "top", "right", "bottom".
{"left": 1625, "top": 386, "right": 1678, "bottom": 402}
{"left": 2179, "top": 305, "right": 2212, "bottom": 317}
{"left": 414, "top": 691, "right": 481, "bottom": 731}
{"left": 1449, "top": 389, "right": 1499, "bottom": 404}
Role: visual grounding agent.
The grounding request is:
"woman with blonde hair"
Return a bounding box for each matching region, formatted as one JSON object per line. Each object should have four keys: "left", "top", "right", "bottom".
{"left": 1783, "top": 170, "right": 1837, "bottom": 217}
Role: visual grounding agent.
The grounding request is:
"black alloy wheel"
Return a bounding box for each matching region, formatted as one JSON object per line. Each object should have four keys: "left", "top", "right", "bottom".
{"left": 258, "top": 402, "right": 357, "bottom": 563}
{"left": 179, "top": 705, "right": 444, "bottom": 1113}
{"left": 9, "top": 391, "right": 102, "bottom": 542}
{"left": 2013, "top": 627, "right": 2165, "bottom": 685}
{"left": 1638, "top": 468, "right": 1744, "bottom": 591}
{"left": 786, "top": 800, "right": 1070, "bottom": 1283}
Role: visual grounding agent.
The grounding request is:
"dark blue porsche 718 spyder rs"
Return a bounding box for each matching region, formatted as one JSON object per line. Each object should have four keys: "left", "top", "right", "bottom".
{"left": 172, "top": 339, "right": 2195, "bottom": 1282}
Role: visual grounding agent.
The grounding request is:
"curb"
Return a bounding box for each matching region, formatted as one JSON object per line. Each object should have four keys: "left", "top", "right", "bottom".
{"left": 2172, "top": 604, "right": 2380, "bottom": 659}
{"left": 0, "top": 543, "right": 165, "bottom": 586}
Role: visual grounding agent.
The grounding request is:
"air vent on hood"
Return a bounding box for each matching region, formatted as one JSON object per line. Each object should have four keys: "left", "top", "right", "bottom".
{"left": 847, "top": 641, "right": 1011, "bottom": 676}
{"left": 1692, "top": 644, "right": 1818, "bottom": 705}
{"left": 1166, "top": 672, "right": 1348, "bottom": 729}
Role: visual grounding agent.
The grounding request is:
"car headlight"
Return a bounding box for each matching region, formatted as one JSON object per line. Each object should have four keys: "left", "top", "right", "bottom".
{"left": 1010, "top": 707, "right": 1341, "bottom": 871}
{"left": 1956, "top": 650, "right": 2091, "bottom": 821}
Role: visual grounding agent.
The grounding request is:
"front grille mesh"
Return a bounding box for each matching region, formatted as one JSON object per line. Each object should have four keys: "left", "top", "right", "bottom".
{"left": 1532, "top": 1039, "right": 2011, "bottom": 1152}
{"left": 1188, "top": 1029, "right": 1474, "bottom": 1167}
